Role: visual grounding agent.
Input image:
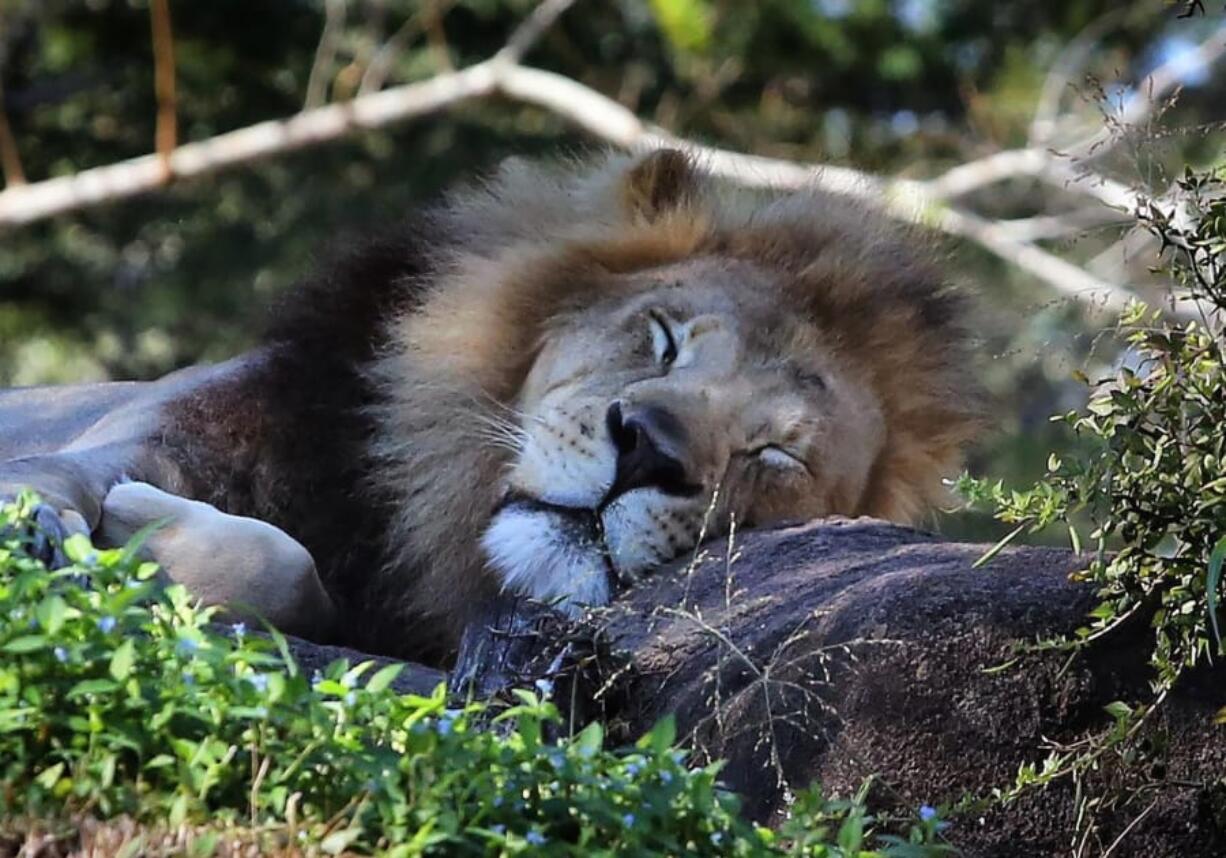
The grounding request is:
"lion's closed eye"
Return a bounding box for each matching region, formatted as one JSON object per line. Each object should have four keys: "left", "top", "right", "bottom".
{"left": 754, "top": 444, "right": 811, "bottom": 475}
{"left": 648, "top": 311, "right": 679, "bottom": 369}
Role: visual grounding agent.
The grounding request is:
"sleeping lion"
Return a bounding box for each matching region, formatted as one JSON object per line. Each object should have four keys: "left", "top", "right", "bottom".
{"left": 0, "top": 150, "right": 981, "bottom": 665}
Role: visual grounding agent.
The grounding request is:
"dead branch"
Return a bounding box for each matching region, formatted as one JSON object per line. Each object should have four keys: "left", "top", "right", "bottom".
{"left": 0, "top": 81, "right": 25, "bottom": 188}
{"left": 304, "top": 0, "right": 347, "bottom": 110}
{"left": 149, "top": 0, "right": 177, "bottom": 183}
{"left": 0, "top": 0, "right": 1214, "bottom": 316}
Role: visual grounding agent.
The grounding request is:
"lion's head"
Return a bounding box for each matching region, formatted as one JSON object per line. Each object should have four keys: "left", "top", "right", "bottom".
{"left": 369, "top": 150, "right": 982, "bottom": 633}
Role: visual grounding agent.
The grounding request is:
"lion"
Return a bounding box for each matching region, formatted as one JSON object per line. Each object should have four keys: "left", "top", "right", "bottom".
{"left": 0, "top": 149, "right": 982, "bottom": 665}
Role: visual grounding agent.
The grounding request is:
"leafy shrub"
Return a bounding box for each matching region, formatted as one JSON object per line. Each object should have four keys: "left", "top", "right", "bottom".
{"left": 0, "top": 493, "right": 948, "bottom": 856}
{"left": 957, "top": 167, "right": 1226, "bottom": 796}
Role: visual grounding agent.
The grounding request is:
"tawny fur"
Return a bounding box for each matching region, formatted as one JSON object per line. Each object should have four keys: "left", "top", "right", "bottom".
{"left": 363, "top": 150, "right": 983, "bottom": 656}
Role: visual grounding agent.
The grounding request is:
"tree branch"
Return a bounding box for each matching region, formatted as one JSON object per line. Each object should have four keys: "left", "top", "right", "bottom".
{"left": 149, "top": 0, "right": 177, "bottom": 183}
{"left": 304, "top": 0, "right": 347, "bottom": 110}
{"left": 0, "top": 0, "right": 1195, "bottom": 316}
{"left": 0, "top": 80, "right": 25, "bottom": 188}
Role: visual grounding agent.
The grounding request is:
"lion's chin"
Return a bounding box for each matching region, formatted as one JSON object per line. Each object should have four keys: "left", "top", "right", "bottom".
{"left": 481, "top": 502, "right": 614, "bottom": 615}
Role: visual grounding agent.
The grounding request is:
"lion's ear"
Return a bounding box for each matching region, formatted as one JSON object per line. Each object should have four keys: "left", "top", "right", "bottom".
{"left": 620, "top": 149, "right": 698, "bottom": 221}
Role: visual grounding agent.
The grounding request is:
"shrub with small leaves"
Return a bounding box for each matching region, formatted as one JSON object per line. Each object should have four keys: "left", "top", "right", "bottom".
{"left": 0, "top": 493, "right": 949, "bottom": 856}
{"left": 956, "top": 166, "right": 1226, "bottom": 801}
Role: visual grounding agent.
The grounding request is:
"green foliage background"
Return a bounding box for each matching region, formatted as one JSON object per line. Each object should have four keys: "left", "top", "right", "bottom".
{"left": 1, "top": 0, "right": 1225, "bottom": 540}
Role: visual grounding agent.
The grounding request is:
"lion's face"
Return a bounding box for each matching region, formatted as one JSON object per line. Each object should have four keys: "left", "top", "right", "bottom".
{"left": 482, "top": 255, "right": 884, "bottom": 612}
{"left": 372, "top": 149, "right": 981, "bottom": 641}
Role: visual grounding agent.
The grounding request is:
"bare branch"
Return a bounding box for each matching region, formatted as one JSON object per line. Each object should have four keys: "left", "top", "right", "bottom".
{"left": 0, "top": 80, "right": 25, "bottom": 188}
{"left": 304, "top": 0, "right": 347, "bottom": 110}
{"left": 422, "top": 0, "right": 454, "bottom": 73}
{"left": 149, "top": 0, "right": 177, "bottom": 183}
{"left": 990, "top": 207, "right": 1130, "bottom": 243}
{"left": 0, "top": 61, "right": 503, "bottom": 226}
{"left": 933, "top": 207, "right": 1134, "bottom": 313}
{"left": 495, "top": 0, "right": 578, "bottom": 66}
{"left": 358, "top": 1, "right": 459, "bottom": 96}
{"left": 1065, "top": 21, "right": 1226, "bottom": 162}
{"left": 0, "top": 0, "right": 1170, "bottom": 315}
{"left": 1029, "top": 10, "right": 1122, "bottom": 146}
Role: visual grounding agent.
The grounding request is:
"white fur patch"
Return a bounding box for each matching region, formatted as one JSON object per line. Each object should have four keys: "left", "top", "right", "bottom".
{"left": 481, "top": 507, "right": 610, "bottom": 614}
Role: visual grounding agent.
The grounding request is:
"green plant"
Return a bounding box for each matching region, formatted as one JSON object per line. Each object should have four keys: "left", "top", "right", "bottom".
{"left": 956, "top": 167, "right": 1226, "bottom": 807}
{"left": 0, "top": 492, "right": 948, "bottom": 856}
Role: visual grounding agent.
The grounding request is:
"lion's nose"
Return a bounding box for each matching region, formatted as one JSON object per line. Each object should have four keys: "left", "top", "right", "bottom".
{"left": 604, "top": 401, "right": 700, "bottom": 502}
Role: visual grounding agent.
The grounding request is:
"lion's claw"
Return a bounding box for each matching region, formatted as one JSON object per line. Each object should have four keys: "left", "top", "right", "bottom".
{"left": 1, "top": 502, "right": 73, "bottom": 570}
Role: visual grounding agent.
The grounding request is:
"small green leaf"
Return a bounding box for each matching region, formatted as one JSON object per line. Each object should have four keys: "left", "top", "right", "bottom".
{"left": 366, "top": 662, "right": 403, "bottom": 694}
{"left": 36, "top": 595, "right": 67, "bottom": 635}
{"left": 321, "top": 828, "right": 362, "bottom": 855}
{"left": 973, "top": 522, "right": 1029, "bottom": 569}
{"left": 836, "top": 811, "right": 864, "bottom": 852}
{"left": 1208, "top": 536, "right": 1226, "bottom": 655}
{"left": 637, "top": 714, "right": 676, "bottom": 753}
{"left": 67, "top": 678, "right": 118, "bottom": 699}
{"left": 573, "top": 720, "right": 604, "bottom": 758}
{"left": 110, "top": 639, "right": 136, "bottom": 681}
{"left": 1104, "top": 701, "right": 1133, "bottom": 721}
{"left": 3, "top": 635, "right": 47, "bottom": 654}
{"left": 34, "top": 762, "right": 64, "bottom": 790}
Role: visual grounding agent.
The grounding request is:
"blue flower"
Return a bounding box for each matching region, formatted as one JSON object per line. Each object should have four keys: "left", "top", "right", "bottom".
{"left": 96, "top": 616, "right": 117, "bottom": 633}
{"left": 919, "top": 804, "right": 938, "bottom": 822}
{"left": 183, "top": 673, "right": 195, "bottom": 686}
{"left": 525, "top": 830, "right": 547, "bottom": 846}
{"left": 176, "top": 637, "right": 199, "bottom": 656}
{"left": 311, "top": 670, "right": 324, "bottom": 689}
{"left": 625, "top": 762, "right": 642, "bottom": 776}
{"left": 534, "top": 678, "right": 555, "bottom": 697}
{"left": 659, "top": 770, "right": 673, "bottom": 784}
{"left": 710, "top": 832, "right": 724, "bottom": 845}
{"left": 231, "top": 622, "right": 247, "bottom": 639}
{"left": 621, "top": 813, "right": 636, "bottom": 827}
{"left": 247, "top": 673, "right": 269, "bottom": 693}
{"left": 491, "top": 824, "right": 506, "bottom": 835}
{"left": 345, "top": 691, "right": 357, "bottom": 706}
{"left": 492, "top": 796, "right": 504, "bottom": 808}
{"left": 53, "top": 646, "right": 68, "bottom": 663}
{"left": 436, "top": 716, "right": 453, "bottom": 736}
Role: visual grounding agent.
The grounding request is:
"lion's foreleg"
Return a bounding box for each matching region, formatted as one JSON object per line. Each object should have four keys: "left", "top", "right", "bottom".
{"left": 97, "top": 482, "right": 338, "bottom": 639}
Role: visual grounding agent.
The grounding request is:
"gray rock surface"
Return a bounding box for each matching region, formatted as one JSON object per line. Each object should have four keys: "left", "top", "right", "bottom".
{"left": 592, "top": 518, "right": 1226, "bottom": 856}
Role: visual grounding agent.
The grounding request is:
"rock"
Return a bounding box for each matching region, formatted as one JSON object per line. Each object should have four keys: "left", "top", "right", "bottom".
{"left": 281, "top": 634, "right": 446, "bottom": 696}
{"left": 286, "top": 517, "right": 1226, "bottom": 855}
{"left": 585, "top": 518, "right": 1226, "bottom": 857}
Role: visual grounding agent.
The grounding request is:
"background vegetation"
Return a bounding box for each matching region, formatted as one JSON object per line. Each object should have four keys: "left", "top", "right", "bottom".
{"left": 0, "top": 0, "right": 1224, "bottom": 544}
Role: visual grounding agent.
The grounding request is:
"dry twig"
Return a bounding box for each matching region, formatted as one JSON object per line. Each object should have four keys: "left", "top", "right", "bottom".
{"left": 149, "top": 0, "right": 177, "bottom": 183}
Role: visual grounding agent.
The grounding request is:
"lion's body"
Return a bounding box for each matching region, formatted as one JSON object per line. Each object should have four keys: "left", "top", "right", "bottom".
{"left": 1, "top": 150, "right": 982, "bottom": 665}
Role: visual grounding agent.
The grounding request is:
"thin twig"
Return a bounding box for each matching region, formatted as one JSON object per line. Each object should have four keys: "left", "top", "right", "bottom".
{"left": 149, "top": 0, "right": 177, "bottom": 184}
{"left": 304, "top": 0, "right": 347, "bottom": 110}
{"left": 358, "top": 0, "right": 458, "bottom": 95}
{"left": 1065, "top": 22, "right": 1226, "bottom": 163}
{"left": 1100, "top": 798, "right": 1159, "bottom": 858}
{"left": 422, "top": 0, "right": 454, "bottom": 72}
{"left": 495, "top": 0, "right": 578, "bottom": 66}
{"left": 0, "top": 81, "right": 25, "bottom": 188}
{"left": 1029, "top": 10, "right": 1122, "bottom": 146}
